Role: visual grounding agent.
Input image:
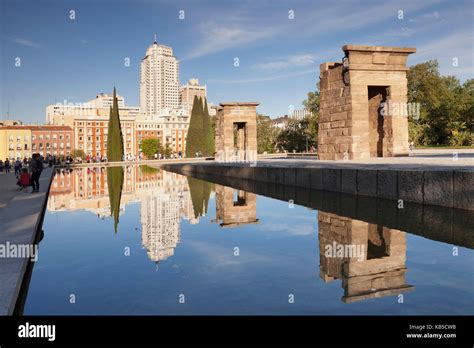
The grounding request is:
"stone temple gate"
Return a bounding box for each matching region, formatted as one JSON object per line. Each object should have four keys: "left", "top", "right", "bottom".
{"left": 215, "top": 102, "right": 259, "bottom": 162}
{"left": 318, "top": 45, "right": 416, "bottom": 160}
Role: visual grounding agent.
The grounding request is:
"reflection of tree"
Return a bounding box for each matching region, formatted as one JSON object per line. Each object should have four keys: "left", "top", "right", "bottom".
{"left": 187, "top": 176, "right": 212, "bottom": 219}
{"left": 140, "top": 165, "right": 159, "bottom": 174}
{"left": 107, "top": 166, "right": 124, "bottom": 232}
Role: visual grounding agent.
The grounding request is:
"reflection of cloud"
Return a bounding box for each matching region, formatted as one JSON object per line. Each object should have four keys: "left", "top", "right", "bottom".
{"left": 11, "top": 37, "right": 40, "bottom": 48}
{"left": 255, "top": 222, "right": 314, "bottom": 236}
{"left": 187, "top": 240, "right": 270, "bottom": 267}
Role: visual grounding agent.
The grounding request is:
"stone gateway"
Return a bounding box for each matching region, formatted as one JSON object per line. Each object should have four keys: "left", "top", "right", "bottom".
{"left": 318, "top": 45, "right": 416, "bottom": 160}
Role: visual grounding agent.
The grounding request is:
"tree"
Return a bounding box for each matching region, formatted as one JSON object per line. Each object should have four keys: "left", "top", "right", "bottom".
{"left": 140, "top": 138, "right": 162, "bottom": 159}
{"left": 407, "top": 60, "right": 473, "bottom": 146}
{"left": 107, "top": 87, "right": 124, "bottom": 161}
{"left": 303, "top": 89, "right": 320, "bottom": 116}
{"left": 257, "top": 114, "right": 279, "bottom": 153}
{"left": 276, "top": 114, "right": 318, "bottom": 152}
{"left": 202, "top": 98, "right": 215, "bottom": 156}
{"left": 163, "top": 144, "right": 172, "bottom": 158}
{"left": 186, "top": 96, "right": 205, "bottom": 157}
{"left": 70, "top": 149, "right": 86, "bottom": 160}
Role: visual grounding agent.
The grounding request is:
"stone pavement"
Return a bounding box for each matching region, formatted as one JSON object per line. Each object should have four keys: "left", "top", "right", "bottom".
{"left": 0, "top": 168, "right": 53, "bottom": 315}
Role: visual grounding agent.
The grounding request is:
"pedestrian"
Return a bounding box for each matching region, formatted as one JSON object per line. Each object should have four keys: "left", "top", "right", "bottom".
{"left": 18, "top": 167, "right": 30, "bottom": 192}
{"left": 0, "top": 160, "right": 4, "bottom": 173}
{"left": 5, "top": 158, "right": 11, "bottom": 173}
{"left": 29, "top": 153, "right": 43, "bottom": 193}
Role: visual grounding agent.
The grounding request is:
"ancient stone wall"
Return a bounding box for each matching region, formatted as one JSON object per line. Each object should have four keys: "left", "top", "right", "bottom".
{"left": 215, "top": 102, "right": 259, "bottom": 163}
{"left": 318, "top": 45, "right": 416, "bottom": 160}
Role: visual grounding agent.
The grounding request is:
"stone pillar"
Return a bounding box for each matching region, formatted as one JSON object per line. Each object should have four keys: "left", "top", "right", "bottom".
{"left": 318, "top": 45, "right": 416, "bottom": 160}
{"left": 215, "top": 102, "right": 259, "bottom": 163}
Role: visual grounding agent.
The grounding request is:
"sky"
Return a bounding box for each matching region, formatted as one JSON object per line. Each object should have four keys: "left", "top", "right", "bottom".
{"left": 0, "top": 0, "right": 473, "bottom": 123}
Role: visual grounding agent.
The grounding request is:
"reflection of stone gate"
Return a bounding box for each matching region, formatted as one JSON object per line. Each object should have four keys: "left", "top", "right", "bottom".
{"left": 213, "top": 185, "right": 258, "bottom": 228}
{"left": 215, "top": 102, "right": 259, "bottom": 162}
{"left": 318, "top": 45, "right": 416, "bottom": 160}
{"left": 318, "top": 212, "right": 413, "bottom": 303}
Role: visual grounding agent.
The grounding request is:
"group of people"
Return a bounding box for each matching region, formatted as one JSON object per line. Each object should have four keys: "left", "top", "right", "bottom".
{"left": 6, "top": 154, "right": 45, "bottom": 193}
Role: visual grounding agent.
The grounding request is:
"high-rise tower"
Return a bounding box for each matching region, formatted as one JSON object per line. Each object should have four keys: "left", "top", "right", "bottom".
{"left": 139, "top": 37, "right": 180, "bottom": 115}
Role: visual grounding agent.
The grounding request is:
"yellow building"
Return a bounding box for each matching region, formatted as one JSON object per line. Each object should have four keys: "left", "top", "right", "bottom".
{"left": 0, "top": 126, "right": 32, "bottom": 160}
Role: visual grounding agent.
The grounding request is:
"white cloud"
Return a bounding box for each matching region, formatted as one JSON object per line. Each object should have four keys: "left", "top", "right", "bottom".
{"left": 12, "top": 37, "right": 40, "bottom": 48}
{"left": 208, "top": 69, "right": 315, "bottom": 84}
{"left": 184, "top": 23, "right": 278, "bottom": 60}
{"left": 252, "top": 54, "right": 318, "bottom": 71}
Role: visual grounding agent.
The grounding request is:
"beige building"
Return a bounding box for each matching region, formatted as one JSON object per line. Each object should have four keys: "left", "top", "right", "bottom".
{"left": 179, "top": 78, "right": 207, "bottom": 112}
{"left": 0, "top": 120, "right": 23, "bottom": 127}
{"left": 0, "top": 126, "right": 32, "bottom": 160}
{"left": 46, "top": 93, "right": 139, "bottom": 126}
{"left": 139, "top": 39, "right": 180, "bottom": 114}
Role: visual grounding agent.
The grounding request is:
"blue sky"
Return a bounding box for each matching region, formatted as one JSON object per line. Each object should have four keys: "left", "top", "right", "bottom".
{"left": 1, "top": 0, "right": 472, "bottom": 123}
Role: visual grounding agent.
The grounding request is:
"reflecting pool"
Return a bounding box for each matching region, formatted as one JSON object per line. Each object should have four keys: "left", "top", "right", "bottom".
{"left": 23, "top": 165, "right": 474, "bottom": 315}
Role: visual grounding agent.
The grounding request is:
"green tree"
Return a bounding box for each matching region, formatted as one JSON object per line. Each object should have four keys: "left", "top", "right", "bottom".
{"left": 407, "top": 60, "right": 473, "bottom": 146}
{"left": 70, "top": 149, "right": 86, "bottom": 160}
{"left": 276, "top": 114, "right": 318, "bottom": 152}
{"left": 107, "top": 87, "right": 124, "bottom": 161}
{"left": 140, "top": 138, "right": 162, "bottom": 159}
{"left": 163, "top": 144, "right": 172, "bottom": 158}
{"left": 303, "top": 89, "right": 320, "bottom": 116}
{"left": 186, "top": 96, "right": 205, "bottom": 157}
{"left": 202, "top": 98, "right": 215, "bottom": 156}
{"left": 107, "top": 166, "right": 124, "bottom": 233}
{"left": 257, "top": 114, "right": 279, "bottom": 153}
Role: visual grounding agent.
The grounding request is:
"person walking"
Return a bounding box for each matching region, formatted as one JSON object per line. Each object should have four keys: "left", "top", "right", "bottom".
{"left": 5, "top": 158, "right": 11, "bottom": 173}
{"left": 29, "top": 153, "right": 43, "bottom": 193}
{"left": 14, "top": 158, "right": 22, "bottom": 177}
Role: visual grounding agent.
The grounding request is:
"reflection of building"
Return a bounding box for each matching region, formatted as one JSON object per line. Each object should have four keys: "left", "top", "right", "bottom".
{"left": 213, "top": 185, "right": 258, "bottom": 228}
{"left": 318, "top": 212, "right": 413, "bottom": 303}
{"left": 47, "top": 166, "right": 195, "bottom": 262}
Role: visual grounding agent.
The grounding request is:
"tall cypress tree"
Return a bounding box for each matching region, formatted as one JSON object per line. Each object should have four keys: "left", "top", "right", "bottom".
{"left": 107, "top": 87, "right": 124, "bottom": 162}
{"left": 202, "top": 98, "right": 215, "bottom": 156}
{"left": 186, "top": 95, "right": 204, "bottom": 157}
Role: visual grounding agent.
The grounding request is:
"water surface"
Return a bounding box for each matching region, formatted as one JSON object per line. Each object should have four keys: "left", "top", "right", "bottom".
{"left": 23, "top": 165, "right": 474, "bottom": 315}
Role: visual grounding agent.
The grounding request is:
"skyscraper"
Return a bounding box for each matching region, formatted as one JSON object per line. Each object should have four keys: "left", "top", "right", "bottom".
{"left": 139, "top": 37, "right": 180, "bottom": 115}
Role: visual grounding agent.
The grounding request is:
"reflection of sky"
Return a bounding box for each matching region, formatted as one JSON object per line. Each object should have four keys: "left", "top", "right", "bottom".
{"left": 24, "top": 185, "right": 474, "bottom": 315}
